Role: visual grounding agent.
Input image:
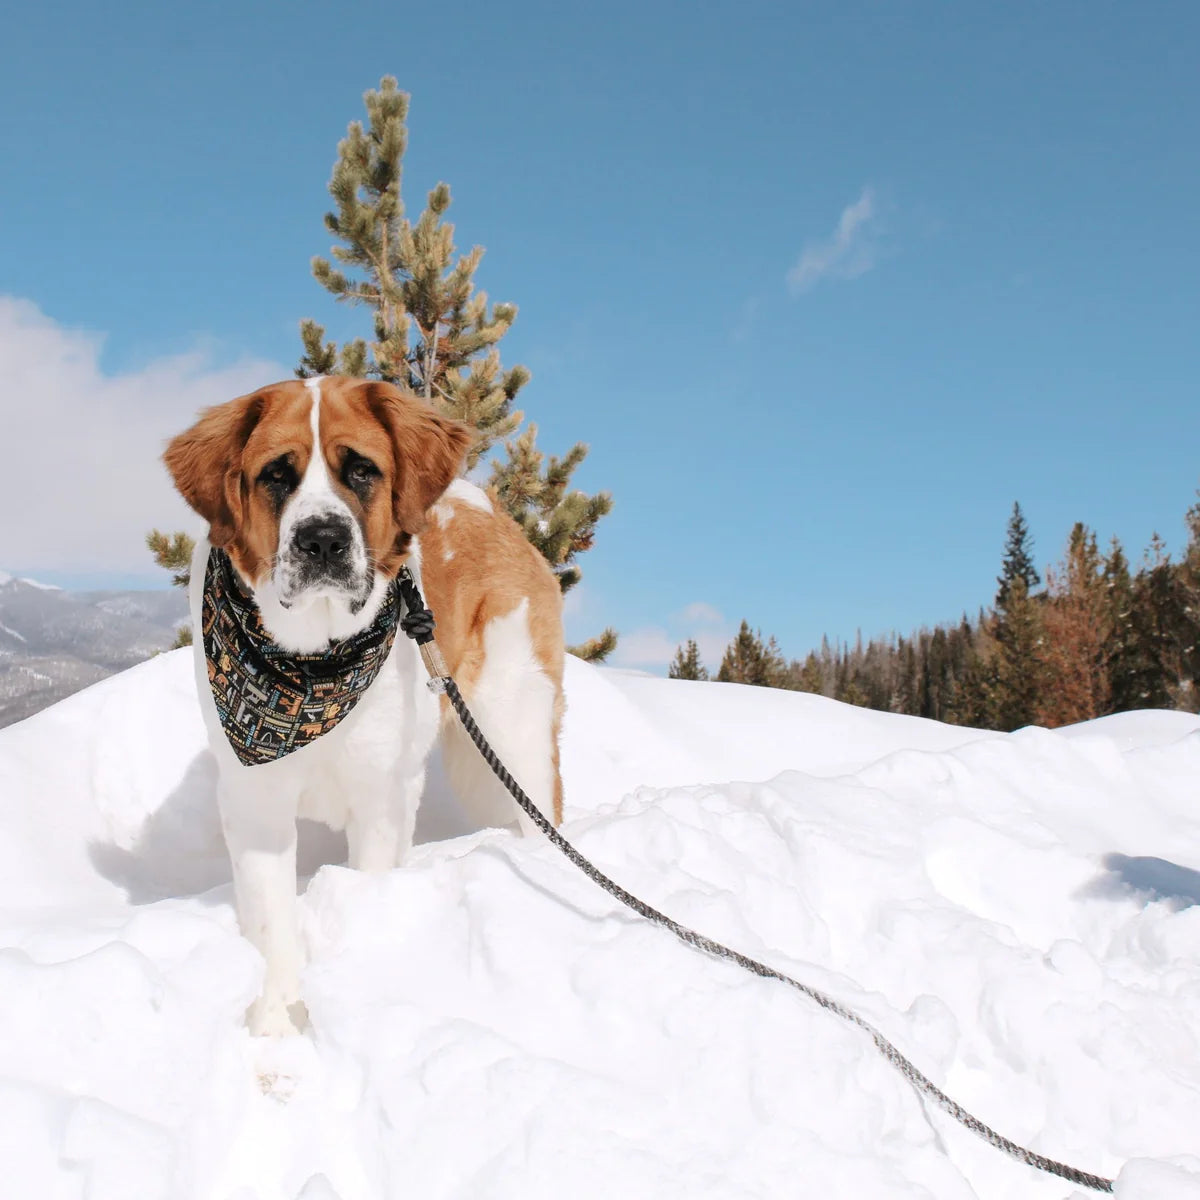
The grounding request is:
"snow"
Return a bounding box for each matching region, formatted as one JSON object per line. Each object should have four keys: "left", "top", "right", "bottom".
{"left": 0, "top": 570, "right": 61, "bottom": 592}
{"left": 1, "top": 652, "right": 1199, "bottom": 1199}
{"left": 0, "top": 620, "right": 27, "bottom": 642}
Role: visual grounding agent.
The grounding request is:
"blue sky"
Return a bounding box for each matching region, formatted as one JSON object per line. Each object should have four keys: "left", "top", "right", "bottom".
{"left": 2, "top": 1, "right": 1198, "bottom": 669}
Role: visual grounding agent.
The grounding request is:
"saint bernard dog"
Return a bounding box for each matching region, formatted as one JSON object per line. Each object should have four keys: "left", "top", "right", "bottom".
{"left": 165, "top": 376, "right": 565, "bottom": 1036}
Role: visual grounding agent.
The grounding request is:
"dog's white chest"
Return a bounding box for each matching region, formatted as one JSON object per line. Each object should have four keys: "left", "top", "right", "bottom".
{"left": 292, "top": 637, "right": 440, "bottom": 829}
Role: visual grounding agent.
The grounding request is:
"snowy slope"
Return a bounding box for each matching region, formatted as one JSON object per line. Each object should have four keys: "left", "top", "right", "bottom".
{"left": 1, "top": 652, "right": 1199, "bottom": 1199}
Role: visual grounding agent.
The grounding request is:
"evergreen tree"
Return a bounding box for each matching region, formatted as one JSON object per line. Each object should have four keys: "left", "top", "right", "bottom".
{"left": 993, "top": 576, "right": 1044, "bottom": 729}
{"left": 996, "top": 501, "right": 1041, "bottom": 607}
{"left": 790, "top": 650, "right": 825, "bottom": 695}
{"left": 985, "top": 504, "right": 1046, "bottom": 729}
{"left": 1176, "top": 496, "right": 1200, "bottom": 710}
{"left": 298, "top": 77, "right": 614, "bottom": 656}
{"left": 1125, "top": 517, "right": 1200, "bottom": 711}
{"left": 668, "top": 640, "right": 709, "bottom": 681}
{"left": 1124, "top": 534, "right": 1180, "bottom": 709}
{"left": 1037, "top": 523, "right": 1110, "bottom": 726}
{"left": 950, "top": 614, "right": 1001, "bottom": 729}
{"left": 146, "top": 530, "right": 194, "bottom": 647}
{"left": 892, "top": 636, "right": 919, "bottom": 714}
{"left": 297, "top": 78, "right": 524, "bottom": 461}
{"left": 1102, "top": 537, "right": 1141, "bottom": 711}
{"left": 716, "top": 621, "right": 787, "bottom": 687}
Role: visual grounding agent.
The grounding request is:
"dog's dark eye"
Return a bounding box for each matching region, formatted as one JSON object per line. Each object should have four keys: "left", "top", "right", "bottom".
{"left": 257, "top": 457, "right": 298, "bottom": 496}
{"left": 342, "top": 453, "right": 380, "bottom": 496}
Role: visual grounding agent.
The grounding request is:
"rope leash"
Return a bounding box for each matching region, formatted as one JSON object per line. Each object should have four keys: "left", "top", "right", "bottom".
{"left": 396, "top": 568, "right": 1116, "bottom": 1194}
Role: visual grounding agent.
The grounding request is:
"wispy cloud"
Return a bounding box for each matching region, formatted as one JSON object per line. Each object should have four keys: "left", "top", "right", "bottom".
{"left": 611, "top": 602, "right": 731, "bottom": 673}
{"left": 787, "top": 187, "right": 879, "bottom": 294}
{"left": 678, "top": 601, "right": 724, "bottom": 625}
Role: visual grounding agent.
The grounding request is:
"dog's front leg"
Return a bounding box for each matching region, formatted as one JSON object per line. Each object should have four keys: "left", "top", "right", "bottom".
{"left": 220, "top": 778, "right": 307, "bottom": 1036}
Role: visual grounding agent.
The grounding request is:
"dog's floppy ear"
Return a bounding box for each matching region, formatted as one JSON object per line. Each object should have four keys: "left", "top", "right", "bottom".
{"left": 366, "top": 384, "right": 475, "bottom": 535}
{"left": 163, "top": 393, "right": 264, "bottom": 547}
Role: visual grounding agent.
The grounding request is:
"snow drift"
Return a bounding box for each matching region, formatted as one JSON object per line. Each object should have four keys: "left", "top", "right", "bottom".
{"left": 1, "top": 650, "right": 1199, "bottom": 1198}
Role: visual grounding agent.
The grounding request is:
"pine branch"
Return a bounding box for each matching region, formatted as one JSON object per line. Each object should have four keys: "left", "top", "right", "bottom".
{"left": 567, "top": 628, "right": 617, "bottom": 663}
{"left": 146, "top": 529, "right": 194, "bottom": 589}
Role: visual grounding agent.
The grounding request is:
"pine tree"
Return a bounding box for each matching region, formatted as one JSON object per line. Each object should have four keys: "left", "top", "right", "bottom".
{"left": 716, "top": 621, "right": 787, "bottom": 687}
{"left": 297, "top": 78, "right": 524, "bottom": 462}
{"left": 790, "top": 651, "right": 825, "bottom": 695}
{"left": 1125, "top": 514, "right": 1200, "bottom": 712}
{"left": 1124, "top": 534, "right": 1180, "bottom": 709}
{"left": 668, "top": 639, "right": 708, "bottom": 681}
{"left": 950, "top": 614, "right": 1001, "bottom": 729}
{"left": 1102, "top": 537, "right": 1141, "bottom": 711}
{"left": 993, "top": 576, "right": 1044, "bottom": 729}
{"left": 1036, "top": 523, "right": 1110, "bottom": 726}
{"left": 146, "top": 530, "right": 194, "bottom": 647}
{"left": 984, "top": 503, "right": 1046, "bottom": 729}
{"left": 299, "top": 77, "right": 614, "bottom": 656}
{"left": 1176, "top": 496, "right": 1200, "bottom": 710}
{"left": 996, "top": 501, "right": 1041, "bottom": 607}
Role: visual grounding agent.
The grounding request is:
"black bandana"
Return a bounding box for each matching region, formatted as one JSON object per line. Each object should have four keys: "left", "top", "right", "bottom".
{"left": 202, "top": 549, "right": 401, "bottom": 766}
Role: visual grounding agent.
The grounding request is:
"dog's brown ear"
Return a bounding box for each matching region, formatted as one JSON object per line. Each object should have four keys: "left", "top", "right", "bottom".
{"left": 367, "top": 384, "right": 476, "bottom": 535}
{"left": 163, "top": 393, "right": 264, "bottom": 547}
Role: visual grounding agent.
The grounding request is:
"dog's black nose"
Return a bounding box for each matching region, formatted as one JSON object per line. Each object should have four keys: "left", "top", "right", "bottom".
{"left": 294, "top": 521, "right": 349, "bottom": 564}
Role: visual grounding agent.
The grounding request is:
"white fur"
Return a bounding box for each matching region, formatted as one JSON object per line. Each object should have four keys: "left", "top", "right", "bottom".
{"left": 190, "top": 385, "right": 557, "bottom": 1037}
{"left": 439, "top": 599, "right": 558, "bottom": 839}
{"left": 190, "top": 536, "right": 437, "bottom": 1036}
{"left": 444, "top": 478, "right": 493, "bottom": 513}
{"left": 430, "top": 480, "right": 492, "bottom": 530}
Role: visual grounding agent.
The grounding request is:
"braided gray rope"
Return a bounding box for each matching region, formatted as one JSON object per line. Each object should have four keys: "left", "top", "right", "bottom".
{"left": 440, "top": 676, "right": 1116, "bottom": 1193}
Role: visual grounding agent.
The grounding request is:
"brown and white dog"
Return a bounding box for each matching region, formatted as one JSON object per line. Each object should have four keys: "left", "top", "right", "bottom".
{"left": 165, "top": 377, "right": 565, "bottom": 1035}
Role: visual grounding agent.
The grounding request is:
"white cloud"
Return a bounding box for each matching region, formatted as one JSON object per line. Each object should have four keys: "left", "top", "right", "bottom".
{"left": 0, "top": 298, "right": 287, "bottom": 576}
{"left": 678, "top": 601, "right": 724, "bottom": 625}
{"left": 787, "top": 188, "right": 879, "bottom": 294}
{"left": 611, "top": 603, "right": 731, "bottom": 673}
{"left": 611, "top": 627, "right": 679, "bottom": 666}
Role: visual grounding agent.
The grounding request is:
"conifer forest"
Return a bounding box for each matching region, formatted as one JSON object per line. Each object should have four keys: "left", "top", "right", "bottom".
{"left": 673, "top": 499, "right": 1200, "bottom": 730}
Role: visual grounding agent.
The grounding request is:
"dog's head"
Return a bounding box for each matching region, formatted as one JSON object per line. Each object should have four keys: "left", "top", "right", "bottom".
{"left": 165, "top": 378, "right": 474, "bottom": 613}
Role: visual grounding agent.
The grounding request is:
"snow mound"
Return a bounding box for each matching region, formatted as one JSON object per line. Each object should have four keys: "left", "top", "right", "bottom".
{"left": 1, "top": 651, "right": 1199, "bottom": 1198}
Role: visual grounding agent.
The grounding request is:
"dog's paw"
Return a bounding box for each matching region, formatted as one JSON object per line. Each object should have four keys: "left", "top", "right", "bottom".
{"left": 247, "top": 995, "right": 310, "bottom": 1038}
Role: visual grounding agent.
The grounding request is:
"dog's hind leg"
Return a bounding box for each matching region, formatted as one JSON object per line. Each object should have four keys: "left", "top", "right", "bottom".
{"left": 439, "top": 599, "right": 564, "bottom": 835}
{"left": 345, "top": 766, "right": 424, "bottom": 872}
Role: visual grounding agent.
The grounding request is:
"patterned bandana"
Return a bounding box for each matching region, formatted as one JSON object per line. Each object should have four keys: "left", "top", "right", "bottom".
{"left": 202, "top": 549, "right": 401, "bottom": 766}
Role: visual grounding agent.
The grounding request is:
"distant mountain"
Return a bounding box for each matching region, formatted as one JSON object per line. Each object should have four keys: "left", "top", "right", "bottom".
{"left": 0, "top": 573, "right": 188, "bottom": 727}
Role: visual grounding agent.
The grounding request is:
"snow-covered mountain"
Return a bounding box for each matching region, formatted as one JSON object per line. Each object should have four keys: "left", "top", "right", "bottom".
{"left": 0, "top": 573, "right": 186, "bottom": 726}
{"left": 1, "top": 652, "right": 1198, "bottom": 1198}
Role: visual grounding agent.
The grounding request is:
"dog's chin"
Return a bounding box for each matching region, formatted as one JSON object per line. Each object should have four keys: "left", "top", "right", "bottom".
{"left": 275, "top": 573, "right": 373, "bottom": 615}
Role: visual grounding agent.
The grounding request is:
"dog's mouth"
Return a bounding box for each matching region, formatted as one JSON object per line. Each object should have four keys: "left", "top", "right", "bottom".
{"left": 276, "top": 567, "right": 373, "bottom": 612}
